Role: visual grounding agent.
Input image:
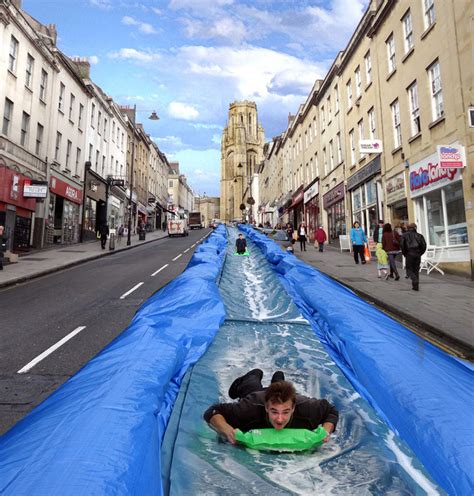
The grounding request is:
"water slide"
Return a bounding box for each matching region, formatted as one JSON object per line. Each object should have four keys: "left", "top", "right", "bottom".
{"left": 0, "top": 226, "right": 472, "bottom": 495}
{"left": 161, "top": 228, "right": 446, "bottom": 495}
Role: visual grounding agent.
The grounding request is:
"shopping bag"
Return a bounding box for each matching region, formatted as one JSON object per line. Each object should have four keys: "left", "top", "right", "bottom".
{"left": 364, "top": 244, "right": 371, "bottom": 262}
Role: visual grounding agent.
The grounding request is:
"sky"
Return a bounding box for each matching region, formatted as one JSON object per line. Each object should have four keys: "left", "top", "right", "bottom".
{"left": 23, "top": 0, "right": 368, "bottom": 196}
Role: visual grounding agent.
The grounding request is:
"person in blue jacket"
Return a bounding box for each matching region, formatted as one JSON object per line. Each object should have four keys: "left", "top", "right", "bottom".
{"left": 350, "top": 221, "right": 368, "bottom": 264}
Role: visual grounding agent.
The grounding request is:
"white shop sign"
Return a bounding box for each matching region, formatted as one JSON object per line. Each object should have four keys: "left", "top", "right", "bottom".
{"left": 359, "top": 139, "right": 383, "bottom": 154}
{"left": 409, "top": 151, "right": 462, "bottom": 198}
{"left": 437, "top": 144, "right": 466, "bottom": 169}
{"left": 304, "top": 182, "right": 319, "bottom": 203}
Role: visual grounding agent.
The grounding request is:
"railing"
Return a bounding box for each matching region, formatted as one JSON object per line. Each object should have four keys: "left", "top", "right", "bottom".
{"left": 0, "top": 137, "right": 47, "bottom": 175}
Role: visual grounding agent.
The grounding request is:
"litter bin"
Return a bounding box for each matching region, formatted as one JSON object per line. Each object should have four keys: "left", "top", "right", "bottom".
{"left": 109, "top": 233, "right": 115, "bottom": 251}
{"left": 139, "top": 230, "right": 146, "bottom": 241}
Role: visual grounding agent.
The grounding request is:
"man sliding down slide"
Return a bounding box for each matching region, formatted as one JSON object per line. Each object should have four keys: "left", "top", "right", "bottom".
{"left": 203, "top": 369, "right": 338, "bottom": 450}
{"left": 235, "top": 234, "right": 248, "bottom": 255}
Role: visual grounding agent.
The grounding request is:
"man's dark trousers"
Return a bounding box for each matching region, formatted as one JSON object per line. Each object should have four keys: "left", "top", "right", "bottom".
{"left": 405, "top": 254, "right": 421, "bottom": 288}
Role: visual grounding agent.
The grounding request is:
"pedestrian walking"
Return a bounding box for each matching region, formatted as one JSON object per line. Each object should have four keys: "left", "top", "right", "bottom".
{"left": 99, "top": 223, "right": 109, "bottom": 249}
{"left": 375, "top": 243, "right": 389, "bottom": 279}
{"left": 350, "top": 221, "right": 368, "bottom": 264}
{"left": 297, "top": 222, "right": 307, "bottom": 251}
{"left": 0, "top": 225, "right": 8, "bottom": 271}
{"left": 117, "top": 224, "right": 124, "bottom": 244}
{"left": 315, "top": 226, "right": 327, "bottom": 252}
{"left": 381, "top": 223, "right": 401, "bottom": 280}
{"left": 400, "top": 223, "right": 427, "bottom": 291}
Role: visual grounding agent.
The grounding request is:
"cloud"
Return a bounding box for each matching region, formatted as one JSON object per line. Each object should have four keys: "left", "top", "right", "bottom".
{"left": 211, "top": 134, "right": 221, "bottom": 145}
{"left": 168, "top": 101, "right": 199, "bottom": 120}
{"left": 171, "top": 0, "right": 367, "bottom": 55}
{"left": 169, "top": 0, "right": 234, "bottom": 12}
{"left": 89, "top": 0, "right": 112, "bottom": 10}
{"left": 190, "top": 123, "right": 222, "bottom": 130}
{"left": 88, "top": 55, "right": 99, "bottom": 65}
{"left": 181, "top": 16, "right": 247, "bottom": 43}
{"left": 178, "top": 45, "right": 324, "bottom": 99}
{"left": 121, "top": 16, "right": 158, "bottom": 34}
{"left": 108, "top": 48, "right": 161, "bottom": 63}
{"left": 152, "top": 135, "right": 184, "bottom": 149}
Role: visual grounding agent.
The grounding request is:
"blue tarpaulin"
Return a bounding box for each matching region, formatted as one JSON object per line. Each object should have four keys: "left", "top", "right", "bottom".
{"left": 239, "top": 225, "right": 474, "bottom": 496}
{"left": 0, "top": 226, "right": 227, "bottom": 495}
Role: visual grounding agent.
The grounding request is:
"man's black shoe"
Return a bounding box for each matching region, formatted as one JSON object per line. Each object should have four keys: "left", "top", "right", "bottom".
{"left": 228, "top": 369, "right": 263, "bottom": 399}
{"left": 271, "top": 371, "right": 285, "bottom": 383}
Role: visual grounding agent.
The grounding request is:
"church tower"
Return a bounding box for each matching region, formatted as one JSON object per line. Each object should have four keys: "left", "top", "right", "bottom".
{"left": 220, "top": 101, "right": 265, "bottom": 222}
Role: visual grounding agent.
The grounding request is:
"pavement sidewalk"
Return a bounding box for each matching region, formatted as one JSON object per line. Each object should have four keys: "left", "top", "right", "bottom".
{"left": 293, "top": 243, "right": 474, "bottom": 361}
{"left": 0, "top": 230, "right": 169, "bottom": 289}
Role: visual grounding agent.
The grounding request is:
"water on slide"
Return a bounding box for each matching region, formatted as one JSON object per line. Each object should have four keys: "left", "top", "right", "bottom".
{"left": 163, "top": 228, "right": 443, "bottom": 495}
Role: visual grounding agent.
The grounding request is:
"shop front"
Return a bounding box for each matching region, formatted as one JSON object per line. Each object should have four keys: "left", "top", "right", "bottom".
{"left": 46, "top": 175, "right": 82, "bottom": 245}
{"left": 288, "top": 186, "right": 304, "bottom": 228}
{"left": 347, "top": 156, "right": 382, "bottom": 237}
{"left": 109, "top": 185, "right": 127, "bottom": 230}
{"left": 277, "top": 192, "right": 292, "bottom": 226}
{"left": 323, "top": 181, "right": 346, "bottom": 243}
{"left": 386, "top": 171, "right": 408, "bottom": 228}
{"left": 304, "top": 179, "right": 319, "bottom": 241}
{"left": 137, "top": 202, "right": 148, "bottom": 229}
{"left": 83, "top": 168, "right": 107, "bottom": 241}
{"left": 410, "top": 151, "right": 469, "bottom": 263}
{"left": 0, "top": 164, "right": 37, "bottom": 251}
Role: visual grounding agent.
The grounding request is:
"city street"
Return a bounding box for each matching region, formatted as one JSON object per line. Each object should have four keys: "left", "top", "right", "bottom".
{"left": 0, "top": 228, "right": 210, "bottom": 435}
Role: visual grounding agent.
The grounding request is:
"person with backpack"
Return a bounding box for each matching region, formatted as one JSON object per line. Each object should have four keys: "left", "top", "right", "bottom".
{"left": 400, "top": 223, "right": 427, "bottom": 291}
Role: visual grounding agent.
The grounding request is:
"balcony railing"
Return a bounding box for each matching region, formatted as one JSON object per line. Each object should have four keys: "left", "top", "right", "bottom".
{"left": 0, "top": 137, "right": 47, "bottom": 175}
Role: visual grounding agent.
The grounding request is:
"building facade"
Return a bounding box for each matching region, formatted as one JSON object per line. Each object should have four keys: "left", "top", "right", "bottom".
{"left": 257, "top": 0, "right": 472, "bottom": 275}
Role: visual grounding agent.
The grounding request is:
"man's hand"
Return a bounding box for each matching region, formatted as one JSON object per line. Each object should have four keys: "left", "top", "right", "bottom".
{"left": 322, "top": 422, "right": 335, "bottom": 443}
{"left": 210, "top": 414, "right": 238, "bottom": 445}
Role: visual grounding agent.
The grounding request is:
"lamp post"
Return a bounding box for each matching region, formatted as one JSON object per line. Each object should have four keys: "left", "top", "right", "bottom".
{"left": 127, "top": 138, "right": 135, "bottom": 246}
{"left": 125, "top": 105, "right": 159, "bottom": 246}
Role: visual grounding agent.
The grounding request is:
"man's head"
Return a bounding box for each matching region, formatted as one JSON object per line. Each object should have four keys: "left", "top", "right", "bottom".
{"left": 238, "top": 234, "right": 243, "bottom": 238}
{"left": 264, "top": 381, "right": 296, "bottom": 430}
{"left": 407, "top": 223, "right": 417, "bottom": 231}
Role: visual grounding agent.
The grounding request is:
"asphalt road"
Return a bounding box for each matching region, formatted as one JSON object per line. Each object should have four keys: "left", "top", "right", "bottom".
{"left": 0, "top": 228, "right": 211, "bottom": 435}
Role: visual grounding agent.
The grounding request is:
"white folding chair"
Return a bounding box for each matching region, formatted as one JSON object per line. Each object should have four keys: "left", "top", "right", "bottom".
{"left": 420, "top": 247, "right": 445, "bottom": 275}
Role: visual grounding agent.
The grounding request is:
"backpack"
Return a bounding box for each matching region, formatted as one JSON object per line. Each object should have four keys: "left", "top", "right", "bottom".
{"left": 404, "top": 232, "right": 426, "bottom": 254}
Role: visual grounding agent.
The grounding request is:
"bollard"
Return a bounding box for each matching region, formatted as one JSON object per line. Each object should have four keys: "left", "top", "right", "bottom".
{"left": 109, "top": 233, "right": 115, "bottom": 251}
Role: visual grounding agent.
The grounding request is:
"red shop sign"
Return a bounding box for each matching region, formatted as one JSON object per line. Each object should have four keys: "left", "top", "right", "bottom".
{"left": 0, "top": 164, "right": 36, "bottom": 211}
{"left": 50, "top": 176, "right": 83, "bottom": 204}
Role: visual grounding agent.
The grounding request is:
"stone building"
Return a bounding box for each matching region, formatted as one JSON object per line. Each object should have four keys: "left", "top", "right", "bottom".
{"left": 220, "top": 101, "right": 265, "bottom": 222}
{"left": 195, "top": 196, "right": 220, "bottom": 227}
{"left": 261, "top": 0, "right": 472, "bottom": 275}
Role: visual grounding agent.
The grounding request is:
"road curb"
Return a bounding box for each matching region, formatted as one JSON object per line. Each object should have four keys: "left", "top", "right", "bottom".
{"left": 0, "top": 234, "right": 168, "bottom": 290}
{"left": 318, "top": 270, "right": 474, "bottom": 361}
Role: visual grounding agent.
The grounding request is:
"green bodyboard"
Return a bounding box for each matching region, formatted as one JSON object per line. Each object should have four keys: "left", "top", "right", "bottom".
{"left": 233, "top": 249, "right": 250, "bottom": 256}
{"left": 234, "top": 426, "right": 328, "bottom": 452}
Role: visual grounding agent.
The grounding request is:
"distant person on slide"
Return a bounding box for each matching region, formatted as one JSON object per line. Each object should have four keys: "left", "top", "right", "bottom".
{"left": 235, "top": 234, "right": 247, "bottom": 254}
{"left": 203, "top": 369, "right": 339, "bottom": 445}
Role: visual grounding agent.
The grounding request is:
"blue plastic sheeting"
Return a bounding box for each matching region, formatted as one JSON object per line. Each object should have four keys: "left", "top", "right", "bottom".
{"left": 163, "top": 228, "right": 443, "bottom": 495}
{"left": 0, "top": 226, "right": 227, "bottom": 496}
{"left": 240, "top": 225, "right": 474, "bottom": 495}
